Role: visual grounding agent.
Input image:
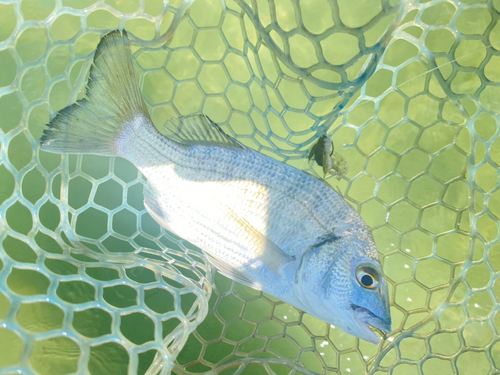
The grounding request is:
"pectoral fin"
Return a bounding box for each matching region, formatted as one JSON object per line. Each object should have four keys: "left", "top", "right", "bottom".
{"left": 223, "top": 206, "right": 295, "bottom": 277}
{"left": 205, "top": 253, "right": 261, "bottom": 290}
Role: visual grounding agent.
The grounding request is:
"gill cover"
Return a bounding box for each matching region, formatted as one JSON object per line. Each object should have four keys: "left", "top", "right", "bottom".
{"left": 294, "top": 234, "right": 391, "bottom": 344}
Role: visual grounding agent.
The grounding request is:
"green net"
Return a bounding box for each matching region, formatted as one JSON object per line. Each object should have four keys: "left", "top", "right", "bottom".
{"left": 1, "top": 0, "right": 499, "bottom": 374}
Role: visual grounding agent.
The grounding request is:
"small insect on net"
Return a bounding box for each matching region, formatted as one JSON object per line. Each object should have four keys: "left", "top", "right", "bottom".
{"left": 0, "top": 0, "right": 499, "bottom": 374}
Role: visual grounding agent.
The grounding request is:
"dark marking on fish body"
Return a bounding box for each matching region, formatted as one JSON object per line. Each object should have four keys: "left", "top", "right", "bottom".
{"left": 311, "top": 232, "right": 341, "bottom": 250}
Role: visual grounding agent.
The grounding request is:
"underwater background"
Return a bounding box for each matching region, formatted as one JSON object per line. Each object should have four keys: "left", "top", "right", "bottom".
{"left": 0, "top": 0, "right": 499, "bottom": 374}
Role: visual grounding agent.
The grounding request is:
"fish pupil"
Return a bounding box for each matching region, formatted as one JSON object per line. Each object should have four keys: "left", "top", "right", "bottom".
{"left": 361, "top": 274, "right": 373, "bottom": 287}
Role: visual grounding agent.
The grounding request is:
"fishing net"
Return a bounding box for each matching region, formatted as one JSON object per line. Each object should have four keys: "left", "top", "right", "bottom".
{"left": 0, "top": 0, "right": 499, "bottom": 374}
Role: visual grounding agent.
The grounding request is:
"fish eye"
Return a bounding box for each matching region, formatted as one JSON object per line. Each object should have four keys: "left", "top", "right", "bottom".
{"left": 356, "top": 267, "right": 379, "bottom": 289}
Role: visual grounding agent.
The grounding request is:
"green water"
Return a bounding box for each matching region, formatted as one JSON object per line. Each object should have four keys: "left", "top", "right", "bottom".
{"left": 1, "top": 0, "right": 500, "bottom": 374}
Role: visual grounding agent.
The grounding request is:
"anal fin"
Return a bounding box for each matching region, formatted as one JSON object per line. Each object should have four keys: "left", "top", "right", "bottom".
{"left": 143, "top": 182, "right": 177, "bottom": 236}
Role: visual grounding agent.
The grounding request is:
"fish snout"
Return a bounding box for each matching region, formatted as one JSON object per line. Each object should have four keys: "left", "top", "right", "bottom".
{"left": 353, "top": 305, "right": 392, "bottom": 344}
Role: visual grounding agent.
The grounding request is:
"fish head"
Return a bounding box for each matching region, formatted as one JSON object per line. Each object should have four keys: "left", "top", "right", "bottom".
{"left": 295, "top": 235, "right": 391, "bottom": 344}
{"left": 347, "top": 255, "right": 392, "bottom": 344}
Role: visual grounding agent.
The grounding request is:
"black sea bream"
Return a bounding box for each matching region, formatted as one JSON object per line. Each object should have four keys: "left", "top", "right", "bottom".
{"left": 40, "top": 30, "right": 391, "bottom": 344}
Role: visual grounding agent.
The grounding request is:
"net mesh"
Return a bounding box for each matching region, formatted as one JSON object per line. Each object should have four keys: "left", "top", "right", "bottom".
{"left": 0, "top": 0, "right": 499, "bottom": 374}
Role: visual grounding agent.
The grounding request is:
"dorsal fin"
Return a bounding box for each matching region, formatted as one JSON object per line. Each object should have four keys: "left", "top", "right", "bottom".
{"left": 163, "top": 114, "right": 245, "bottom": 148}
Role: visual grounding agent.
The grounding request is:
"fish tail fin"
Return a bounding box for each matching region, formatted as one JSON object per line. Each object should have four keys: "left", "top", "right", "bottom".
{"left": 39, "top": 30, "right": 151, "bottom": 156}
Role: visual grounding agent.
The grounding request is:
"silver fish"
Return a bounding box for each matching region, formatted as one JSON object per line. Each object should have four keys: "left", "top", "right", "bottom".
{"left": 40, "top": 30, "right": 391, "bottom": 344}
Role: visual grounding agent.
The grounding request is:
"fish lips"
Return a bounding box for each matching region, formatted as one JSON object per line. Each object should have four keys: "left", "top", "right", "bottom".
{"left": 352, "top": 304, "right": 392, "bottom": 345}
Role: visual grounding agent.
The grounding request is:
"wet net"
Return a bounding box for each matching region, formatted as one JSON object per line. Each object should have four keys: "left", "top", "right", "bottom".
{"left": 0, "top": 0, "right": 499, "bottom": 374}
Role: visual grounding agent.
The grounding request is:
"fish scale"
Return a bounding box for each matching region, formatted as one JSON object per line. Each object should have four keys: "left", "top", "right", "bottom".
{"left": 40, "top": 29, "right": 391, "bottom": 344}
{"left": 122, "top": 114, "right": 380, "bottom": 313}
{"left": 126, "top": 118, "right": 346, "bottom": 247}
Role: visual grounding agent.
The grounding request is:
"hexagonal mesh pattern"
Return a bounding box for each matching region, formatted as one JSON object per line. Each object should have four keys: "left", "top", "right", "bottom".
{"left": 0, "top": 0, "right": 499, "bottom": 374}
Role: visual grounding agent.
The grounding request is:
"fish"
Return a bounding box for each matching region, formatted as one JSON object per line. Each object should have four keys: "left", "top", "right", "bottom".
{"left": 39, "top": 30, "right": 391, "bottom": 344}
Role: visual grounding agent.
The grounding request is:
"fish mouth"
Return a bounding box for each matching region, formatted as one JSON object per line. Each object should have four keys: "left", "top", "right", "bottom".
{"left": 352, "top": 305, "right": 392, "bottom": 345}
